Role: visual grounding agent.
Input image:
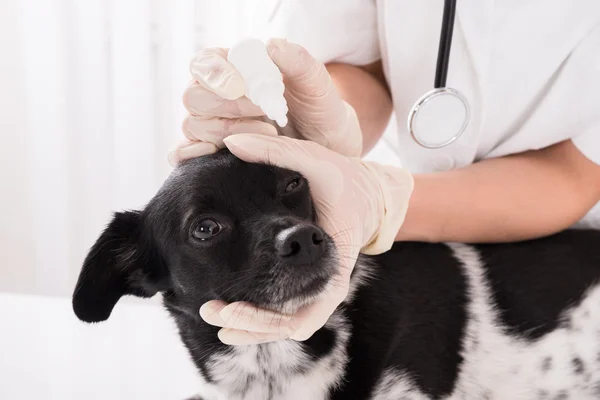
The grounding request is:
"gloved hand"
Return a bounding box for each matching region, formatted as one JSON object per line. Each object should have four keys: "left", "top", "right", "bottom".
{"left": 168, "top": 38, "right": 363, "bottom": 165}
{"left": 199, "top": 134, "right": 414, "bottom": 345}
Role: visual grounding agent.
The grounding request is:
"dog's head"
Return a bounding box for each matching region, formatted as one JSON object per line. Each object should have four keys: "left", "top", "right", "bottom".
{"left": 73, "top": 149, "right": 337, "bottom": 323}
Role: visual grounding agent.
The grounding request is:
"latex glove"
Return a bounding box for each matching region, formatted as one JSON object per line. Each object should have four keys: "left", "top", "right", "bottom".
{"left": 199, "top": 134, "right": 414, "bottom": 345}
{"left": 168, "top": 39, "right": 362, "bottom": 165}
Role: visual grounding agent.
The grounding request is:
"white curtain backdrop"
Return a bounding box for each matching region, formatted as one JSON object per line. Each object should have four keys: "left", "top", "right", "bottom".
{"left": 0, "top": 0, "right": 279, "bottom": 297}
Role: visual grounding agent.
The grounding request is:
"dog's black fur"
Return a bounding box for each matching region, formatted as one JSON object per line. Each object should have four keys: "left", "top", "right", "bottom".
{"left": 73, "top": 149, "right": 600, "bottom": 399}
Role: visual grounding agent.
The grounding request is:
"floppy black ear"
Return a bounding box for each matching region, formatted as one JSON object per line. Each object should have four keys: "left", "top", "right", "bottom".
{"left": 72, "top": 211, "right": 171, "bottom": 323}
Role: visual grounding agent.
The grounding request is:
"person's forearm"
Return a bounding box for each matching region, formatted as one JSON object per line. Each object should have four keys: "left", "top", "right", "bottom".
{"left": 326, "top": 62, "right": 393, "bottom": 155}
{"left": 396, "top": 140, "right": 600, "bottom": 243}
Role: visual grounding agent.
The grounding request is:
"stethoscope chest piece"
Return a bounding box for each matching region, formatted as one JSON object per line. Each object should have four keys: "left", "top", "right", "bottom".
{"left": 408, "top": 0, "right": 469, "bottom": 149}
{"left": 408, "top": 87, "right": 470, "bottom": 149}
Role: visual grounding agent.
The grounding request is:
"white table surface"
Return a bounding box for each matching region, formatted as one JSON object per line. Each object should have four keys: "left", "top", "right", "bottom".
{"left": 0, "top": 292, "right": 201, "bottom": 400}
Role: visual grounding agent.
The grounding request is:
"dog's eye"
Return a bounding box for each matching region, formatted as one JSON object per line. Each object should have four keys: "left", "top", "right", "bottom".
{"left": 192, "top": 218, "right": 222, "bottom": 240}
{"left": 285, "top": 178, "right": 301, "bottom": 193}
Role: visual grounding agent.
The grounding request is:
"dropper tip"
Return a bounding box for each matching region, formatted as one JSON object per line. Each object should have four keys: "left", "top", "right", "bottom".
{"left": 276, "top": 115, "right": 288, "bottom": 128}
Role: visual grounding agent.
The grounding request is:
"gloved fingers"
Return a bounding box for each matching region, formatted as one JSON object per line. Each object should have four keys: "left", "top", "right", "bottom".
{"left": 200, "top": 301, "right": 293, "bottom": 335}
{"left": 224, "top": 134, "right": 331, "bottom": 178}
{"left": 189, "top": 47, "right": 246, "bottom": 100}
{"left": 201, "top": 290, "right": 350, "bottom": 344}
{"left": 167, "top": 140, "right": 219, "bottom": 166}
{"left": 182, "top": 115, "right": 278, "bottom": 146}
{"left": 183, "top": 81, "right": 264, "bottom": 118}
{"left": 218, "top": 328, "right": 289, "bottom": 346}
{"left": 215, "top": 295, "right": 348, "bottom": 344}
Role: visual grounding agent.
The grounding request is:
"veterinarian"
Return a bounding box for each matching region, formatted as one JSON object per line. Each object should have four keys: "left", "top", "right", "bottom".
{"left": 169, "top": 0, "right": 600, "bottom": 345}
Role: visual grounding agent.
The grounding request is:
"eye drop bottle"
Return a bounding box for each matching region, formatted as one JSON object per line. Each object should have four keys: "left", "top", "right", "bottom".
{"left": 227, "top": 38, "right": 288, "bottom": 128}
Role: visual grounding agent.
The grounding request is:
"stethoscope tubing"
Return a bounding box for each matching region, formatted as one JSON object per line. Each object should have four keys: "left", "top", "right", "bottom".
{"left": 434, "top": 0, "right": 457, "bottom": 89}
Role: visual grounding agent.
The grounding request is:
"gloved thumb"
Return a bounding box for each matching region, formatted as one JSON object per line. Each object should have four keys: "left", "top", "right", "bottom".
{"left": 266, "top": 38, "right": 331, "bottom": 90}
{"left": 265, "top": 39, "right": 362, "bottom": 157}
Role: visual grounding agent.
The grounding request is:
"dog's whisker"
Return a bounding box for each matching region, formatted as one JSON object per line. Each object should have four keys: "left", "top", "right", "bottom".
{"left": 211, "top": 270, "right": 259, "bottom": 292}
{"left": 218, "top": 280, "right": 258, "bottom": 300}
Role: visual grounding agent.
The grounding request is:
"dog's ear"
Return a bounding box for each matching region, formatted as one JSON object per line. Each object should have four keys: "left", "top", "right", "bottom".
{"left": 72, "top": 211, "right": 170, "bottom": 323}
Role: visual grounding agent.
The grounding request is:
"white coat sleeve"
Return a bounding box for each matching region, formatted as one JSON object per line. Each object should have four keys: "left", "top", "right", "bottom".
{"left": 266, "top": 0, "right": 381, "bottom": 66}
{"left": 567, "top": 24, "right": 600, "bottom": 166}
{"left": 572, "top": 122, "right": 600, "bottom": 166}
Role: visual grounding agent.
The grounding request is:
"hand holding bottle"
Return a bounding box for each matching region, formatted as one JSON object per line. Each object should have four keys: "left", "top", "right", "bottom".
{"left": 168, "top": 38, "right": 363, "bottom": 165}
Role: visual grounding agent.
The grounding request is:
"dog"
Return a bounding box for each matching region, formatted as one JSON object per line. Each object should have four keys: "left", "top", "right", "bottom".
{"left": 73, "top": 149, "right": 600, "bottom": 400}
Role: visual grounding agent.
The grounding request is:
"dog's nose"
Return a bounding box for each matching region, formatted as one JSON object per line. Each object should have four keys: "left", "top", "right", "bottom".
{"left": 276, "top": 225, "right": 325, "bottom": 265}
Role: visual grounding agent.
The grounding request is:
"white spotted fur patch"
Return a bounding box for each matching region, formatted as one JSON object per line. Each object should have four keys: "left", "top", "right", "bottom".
{"left": 371, "top": 244, "right": 600, "bottom": 400}
{"left": 198, "top": 312, "right": 349, "bottom": 400}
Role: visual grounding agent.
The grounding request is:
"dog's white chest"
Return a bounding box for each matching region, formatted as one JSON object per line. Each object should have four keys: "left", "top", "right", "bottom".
{"left": 199, "top": 315, "right": 349, "bottom": 400}
{"left": 199, "top": 342, "right": 339, "bottom": 400}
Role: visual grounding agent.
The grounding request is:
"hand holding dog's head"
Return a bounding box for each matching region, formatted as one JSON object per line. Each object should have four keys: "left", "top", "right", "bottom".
{"left": 72, "top": 150, "right": 336, "bottom": 323}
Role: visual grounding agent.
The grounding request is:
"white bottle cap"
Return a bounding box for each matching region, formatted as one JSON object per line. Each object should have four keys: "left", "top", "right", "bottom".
{"left": 228, "top": 38, "right": 289, "bottom": 128}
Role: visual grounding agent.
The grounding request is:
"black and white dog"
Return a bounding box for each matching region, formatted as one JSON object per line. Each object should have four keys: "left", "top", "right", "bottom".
{"left": 73, "top": 149, "right": 600, "bottom": 400}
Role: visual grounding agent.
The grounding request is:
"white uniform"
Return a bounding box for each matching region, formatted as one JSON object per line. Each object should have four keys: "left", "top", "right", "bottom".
{"left": 269, "top": 0, "right": 600, "bottom": 228}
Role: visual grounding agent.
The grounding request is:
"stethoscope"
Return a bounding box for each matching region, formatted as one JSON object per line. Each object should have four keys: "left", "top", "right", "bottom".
{"left": 408, "top": 0, "right": 470, "bottom": 149}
